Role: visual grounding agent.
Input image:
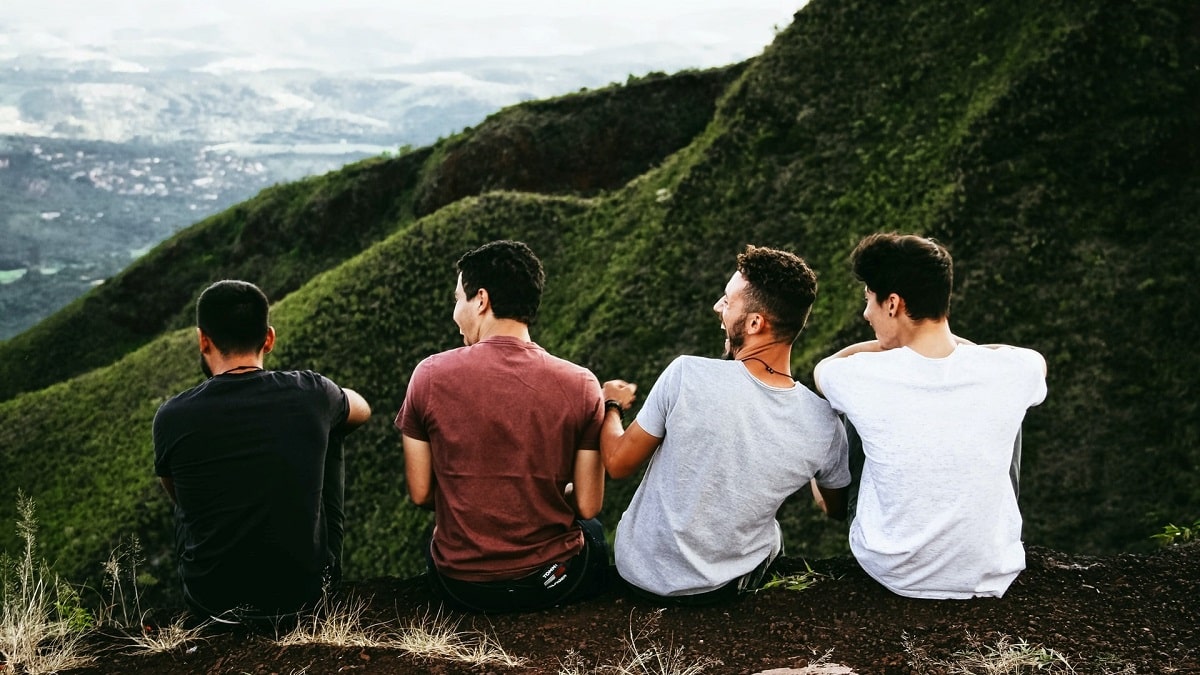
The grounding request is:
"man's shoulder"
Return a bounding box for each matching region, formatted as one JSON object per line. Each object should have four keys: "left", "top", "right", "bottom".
{"left": 155, "top": 379, "right": 210, "bottom": 417}
{"left": 960, "top": 344, "right": 1045, "bottom": 371}
{"left": 668, "top": 354, "right": 729, "bottom": 373}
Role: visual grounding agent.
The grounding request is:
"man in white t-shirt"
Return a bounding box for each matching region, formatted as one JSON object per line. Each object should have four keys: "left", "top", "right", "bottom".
{"left": 814, "top": 233, "right": 1047, "bottom": 599}
{"left": 601, "top": 245, "right": 850, "bottom": 605}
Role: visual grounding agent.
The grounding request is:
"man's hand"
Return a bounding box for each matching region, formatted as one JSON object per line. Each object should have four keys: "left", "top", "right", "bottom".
{"left": 602, "top": 380, "right": 637, "bottom": 410}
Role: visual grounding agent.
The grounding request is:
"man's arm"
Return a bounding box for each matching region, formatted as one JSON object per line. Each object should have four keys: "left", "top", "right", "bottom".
{"left": 159, "top": 476, "right": 177, "bottom": 504}
{"left": 809, "top": 480, "right": 848, "bottom": 520}
{"left": 600, "top": 418, "right": 662, "bottom": 480}
{"left": 343, "top": 388, "right": 371, "bottom": 429}
{"left": 599, "top": 380, "right": 662, "bottom": 479}
{"left": 401, "top": 434, "right": 436, "bottom": 508}
{"left": 571, "top": 449, "right": 605, "bottom": 519}
{"left": 813, "top": 340, "right": 881, "bottom": 394}
{"left": 322, "top": 433, "right": 347, "bottom": 577}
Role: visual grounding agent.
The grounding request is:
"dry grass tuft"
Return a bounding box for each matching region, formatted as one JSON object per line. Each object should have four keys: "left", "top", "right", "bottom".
{"left": 122, "top": 617, "right": 209, "bottom": 655}
{"left": 0, "top": 493, "right": 94, "bottom": 673}
{"left": 558, "top": 609, "right": 720, "bottom": 675}
{"left": 904, "top": 631, "right": 1076, "bottom": 674}
{"left": 392, "top": 609, "right": 527, "bottom": 667}
{"left": 274, "top": 597, "right": 526, "bottom": 667}
{"left": 275, "top": 595, "right": 388, "bottom": 648}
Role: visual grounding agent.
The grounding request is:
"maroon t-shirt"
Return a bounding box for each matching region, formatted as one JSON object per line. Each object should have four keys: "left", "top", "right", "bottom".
{"left": 397, "top": 336, "right": 604, "bottom": 581}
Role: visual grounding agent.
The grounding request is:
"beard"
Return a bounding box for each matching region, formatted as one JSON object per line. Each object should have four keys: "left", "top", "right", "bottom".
{"left": 199, "top": 354, "right": 214, "bottom": 378}
{"left": 722, "top": 313, "right": 747, "bottom": 359}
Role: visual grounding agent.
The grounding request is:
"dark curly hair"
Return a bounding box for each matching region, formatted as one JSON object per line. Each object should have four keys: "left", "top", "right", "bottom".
{"left": 736, "top": 244, "right": 819, "bottom": 344}
{"left": 196, "top": 280, "right": 270, "bottom": 354}
{"left": 851, "top": 233, "right": 953, "bottom": 320}
{"left": 457, "top": 240, "right": 545, "bottom": 325}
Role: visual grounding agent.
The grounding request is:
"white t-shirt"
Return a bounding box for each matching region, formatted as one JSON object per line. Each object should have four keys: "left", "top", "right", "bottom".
{"left": 616, "top": 356, "right": 850, "bottom": 596}
{"left": 819, "top": 344, "right": 1046, "bottom": 599}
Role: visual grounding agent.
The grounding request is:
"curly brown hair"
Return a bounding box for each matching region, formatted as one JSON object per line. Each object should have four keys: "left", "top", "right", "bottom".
{"left": 736, "top": 244, "right": 818, "bottom": 344}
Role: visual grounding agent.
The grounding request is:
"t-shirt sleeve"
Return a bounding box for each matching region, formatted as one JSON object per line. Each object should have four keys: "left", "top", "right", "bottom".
{"left": 576, "top": 372, "right": 605, "bottom": 451}
{"left": 1007, "top": 346, "right": 1048, "bottom": 408}
{"left": 151, "top": 402, "right": 173, "bottom": 478}
{"left": 816, "top": 356, "right": 856, "bottom": 415}
{"left": 634, "top": 357, "right": 682, "bottom": 439}
{"left": 813, "top": 414, "right": 852, "bottom": 489}
{"left": 396, "top": 358, "right": 431, "bottom": 441}
{"left": 315, "top": 372, "right": 351, "bottom": 430}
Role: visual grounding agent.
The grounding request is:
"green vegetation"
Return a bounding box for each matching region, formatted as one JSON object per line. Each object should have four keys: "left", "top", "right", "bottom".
{"left": 0, "top": 0, "right": 1196, "bottom": 617}
{"left": 761, "top": 561, "right": 829, "bottom": 593}
{"left": 1151, "top": 520, "right": 1200, "bottom": 547}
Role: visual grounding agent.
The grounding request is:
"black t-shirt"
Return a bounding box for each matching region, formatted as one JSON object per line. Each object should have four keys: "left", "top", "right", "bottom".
{"left": 153, "top": 369, "right": 349, "bottom": 613}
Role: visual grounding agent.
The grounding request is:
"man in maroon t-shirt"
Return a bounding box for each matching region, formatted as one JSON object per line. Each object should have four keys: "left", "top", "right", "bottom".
{"left": 396, "top": 240, "right": 612, "bottom": 613}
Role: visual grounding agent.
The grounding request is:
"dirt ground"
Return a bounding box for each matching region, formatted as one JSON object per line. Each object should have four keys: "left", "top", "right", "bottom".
{"left": 66, "top": 544, "right": 1198, "bottom": 674}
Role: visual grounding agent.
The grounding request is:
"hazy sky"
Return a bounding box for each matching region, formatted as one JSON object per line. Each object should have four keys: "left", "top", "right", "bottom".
{"left": 4, "top": 1, "right": 807, "bottom": 69}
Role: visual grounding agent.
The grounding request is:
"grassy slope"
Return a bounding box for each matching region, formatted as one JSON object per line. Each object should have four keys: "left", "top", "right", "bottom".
{"left": 0, "top": 0, "right": 1196, "bottom": 606}
{"left": 0, "top": 65, "right": 741, "bottom": 402}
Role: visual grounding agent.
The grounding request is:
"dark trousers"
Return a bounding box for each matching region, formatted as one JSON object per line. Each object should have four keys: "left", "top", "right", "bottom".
{"left": 425, "top": 519, "right": 609, "bottom": 614}
{"left": 620, "top": 548, "right": 778, "bottom": 607}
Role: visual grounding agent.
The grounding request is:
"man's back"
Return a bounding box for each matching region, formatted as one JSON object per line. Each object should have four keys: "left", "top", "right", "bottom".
{"left": 616, "top": 356, "right": 849, "bottom": 597}
{"left": 819, "top": 344, "right": 1047, "bottom": 598}
{"left": 153, "top": 369, "right": 348, "bottom": 613}
{"left": 399, "top": 335, "right": 603, "bottom": 581}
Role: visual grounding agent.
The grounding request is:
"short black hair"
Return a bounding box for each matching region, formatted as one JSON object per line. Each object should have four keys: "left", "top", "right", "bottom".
{"left": 196, "top": 280, "right": 270, "bottom": 354}
{"left": 851, "top": 233, "right": 953, "bottom": 320}
{"left": 457, "top": 240, "right": 545, "bottom": 325}
{"left": 736, "top": 244, "right": 819, "bottom": 344}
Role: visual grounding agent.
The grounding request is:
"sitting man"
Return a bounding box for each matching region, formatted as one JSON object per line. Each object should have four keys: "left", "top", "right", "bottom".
{"left": 396, "top": 240, "right": 608, "bottom": 613}
{"left": 154, "top": 279, "right": 371, "bottom": 623}
{"left": 601, "top": 244, "right": 850, "bottom": 604}
{"left": 814, "top": 233, "right": 1047, "bottom": 599}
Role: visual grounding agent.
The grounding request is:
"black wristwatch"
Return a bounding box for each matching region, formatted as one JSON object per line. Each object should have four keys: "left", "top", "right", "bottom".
{"left": 604, "top": 399, "right": 625, "bottom": 421}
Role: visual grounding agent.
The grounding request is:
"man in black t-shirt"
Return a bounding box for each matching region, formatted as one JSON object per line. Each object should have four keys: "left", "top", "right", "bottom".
{"left": 153, "top": 280, "right": 370, "bottom": 623}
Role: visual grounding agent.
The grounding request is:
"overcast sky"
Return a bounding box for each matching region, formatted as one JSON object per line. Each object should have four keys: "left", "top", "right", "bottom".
{"left": 3, "top": 1, "right": 807, "bottom": 70}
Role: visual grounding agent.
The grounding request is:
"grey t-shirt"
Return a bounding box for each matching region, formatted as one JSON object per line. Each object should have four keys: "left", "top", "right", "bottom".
{"left": 615, "top": 356, "right": 850, "bottom": 596}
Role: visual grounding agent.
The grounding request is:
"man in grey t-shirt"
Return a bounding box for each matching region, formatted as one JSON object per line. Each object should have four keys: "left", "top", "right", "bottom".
{"left": 601, "top": 245, "right": 850, "bottom": 604}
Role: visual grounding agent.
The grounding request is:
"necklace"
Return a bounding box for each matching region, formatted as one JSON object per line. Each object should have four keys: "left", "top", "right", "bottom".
{"left": 739, "top": 356, "right": 795, "bottom": 381}
{"left": 219, "top": 365, "right": 263, "bottom": 376}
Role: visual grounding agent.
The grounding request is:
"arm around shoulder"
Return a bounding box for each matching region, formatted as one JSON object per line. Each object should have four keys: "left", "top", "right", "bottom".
{"left": 813, "top": 340, "right": 880, "bottom": 394}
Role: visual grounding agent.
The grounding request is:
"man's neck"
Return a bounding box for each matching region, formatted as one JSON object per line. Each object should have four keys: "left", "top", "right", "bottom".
{"left": 734, "top": 339, "right": 794, "bottom": 386}
{"left": 208, "top": 352, "right": 265, "bottom": 376}
{"left": 900, "top": 319, "right": 957, "bottom": 359}
{"left": 478, "top": 318, "right": 532, "bottom": 342}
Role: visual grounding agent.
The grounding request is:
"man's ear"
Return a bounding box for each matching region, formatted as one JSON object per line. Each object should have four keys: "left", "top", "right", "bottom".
{"left": 262, "top": 326, "right": 276, "bottom": 355}
{"left": 887, "top": 293, "right": 905, "bottom": 318}
{"left": 197, "top": 328, "right": 213, "bottom": 353}
{"left": 476, "top": 288, "right": 491, "bottom": 314}
{"left": 746, "top": 312, "right": 768, "bottom": 335}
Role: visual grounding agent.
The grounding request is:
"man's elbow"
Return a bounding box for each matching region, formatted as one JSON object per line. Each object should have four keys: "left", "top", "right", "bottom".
{"left": 407, "top": 486, "right": 434, "bottom": 509}
{"left": 603, "top": 457, "right": 635, "bottom": 480}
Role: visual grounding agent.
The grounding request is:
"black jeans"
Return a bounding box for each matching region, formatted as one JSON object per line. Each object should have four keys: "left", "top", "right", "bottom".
{"left": 425, "top": 518, "right": 608, "bottom": 613}
{"left": 620, "top": 549, "right": 778, "bottom": 607}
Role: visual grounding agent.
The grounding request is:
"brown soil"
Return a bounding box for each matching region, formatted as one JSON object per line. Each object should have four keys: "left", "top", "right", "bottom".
{"left": 66, "top": 544, "right": 1198, "bottom": 674}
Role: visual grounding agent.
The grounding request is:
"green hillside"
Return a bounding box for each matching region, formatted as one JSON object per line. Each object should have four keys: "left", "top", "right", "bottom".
{"left": 0, "top": 65, "right": 741, "bottom": 402}
{"left": 0, "top": 0, "right": 1196, "bottom": 609}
